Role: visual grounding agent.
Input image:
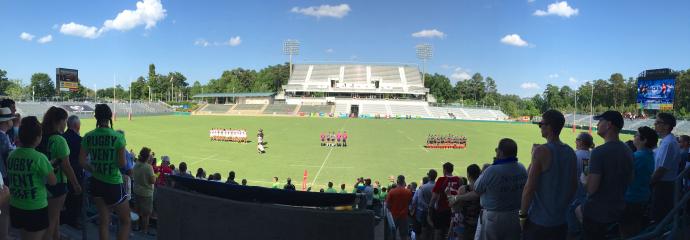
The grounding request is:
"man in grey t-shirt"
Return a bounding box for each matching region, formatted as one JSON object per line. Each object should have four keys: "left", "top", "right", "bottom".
{"left": 581, "top": 111, "right": 633, "bottom": 239}
{"left": 472, "top": 138, "right": 527, "bottom": 240}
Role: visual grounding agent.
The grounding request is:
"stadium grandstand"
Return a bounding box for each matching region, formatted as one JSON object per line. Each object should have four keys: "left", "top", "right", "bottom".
{"left": 15, "top": 101, "right": 173, "bottom": 120}
{"left": 193, "top": 63, "right": 510, "bottom": 121}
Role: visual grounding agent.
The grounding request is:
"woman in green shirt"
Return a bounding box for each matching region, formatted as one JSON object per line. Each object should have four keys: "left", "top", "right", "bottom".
{"left": 8, "top": 116, "right": 57, "bottom": 240}
{"left": 79, "top": 104, "right": 131, "bottom": 240}
{"left": 38, "top": 106, "right": 82, "bottom": 240}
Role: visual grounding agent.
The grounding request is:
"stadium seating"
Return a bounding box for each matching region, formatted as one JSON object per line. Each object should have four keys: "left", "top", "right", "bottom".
{"left": 334, "top": 103, "right": 350, "bottom": 115}
{"left": 360, "top": 103, "right": 388, "bottom": 116}
{"left": 370, "top": 66, "right": 401, "bottom": 84}
{"left": 297, "top": 105, "right": 333, "bottom": 114}
{"left": 403, "top": 67, "right": 423, "bottom": 86}
{"left": 307, "top": 65, "right": 340, "bottom": 84}
{"left": 201, "top": 104, "right": 234, "bottom": 113}
{"left": 233, "top": 104, "right": 265, "bottom": 110}
{"left": 289, "top": 64, "right": 310, "bottom": 83}
{"left": 16, "top": 101, "right": 172, "bottom": 119}
{"left": 287, "top": 63, "right": 427, "bottom": 95}
{"left": 389, "top": 104, "right": 430, "bottom": 118}
{"left": 343, "top": 65, "right": 367, "bottom": 84}
{"left": 262, "top": 104, "right": 297, "bottom": 115}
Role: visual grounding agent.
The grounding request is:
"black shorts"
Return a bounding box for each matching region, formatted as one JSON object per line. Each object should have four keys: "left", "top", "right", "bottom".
{"left": 10, "top": 206, "right": 49, "bottom": 232}
{"left": 89, "top": 177, "right": 128, "bottom": 206}
{"left": 46, "top": 182, "right": 68, "bottom": 198}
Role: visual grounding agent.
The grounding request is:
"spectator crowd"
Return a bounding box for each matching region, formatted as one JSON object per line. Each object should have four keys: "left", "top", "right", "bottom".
{"left": 0, "top": 96, "right": 687, "bottom": 240}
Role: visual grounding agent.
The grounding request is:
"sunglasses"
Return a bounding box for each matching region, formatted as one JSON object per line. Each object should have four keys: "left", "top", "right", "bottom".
{"left": 538, "top": 122, "right": 548, "bottom": 128}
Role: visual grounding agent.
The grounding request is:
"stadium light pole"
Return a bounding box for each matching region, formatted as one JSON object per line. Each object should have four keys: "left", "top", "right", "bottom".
{"left": 416, "top": 43, "right": 433, "bottom": 86}
{"left": 283, "top": 39, "right": 300, "bottom": 79}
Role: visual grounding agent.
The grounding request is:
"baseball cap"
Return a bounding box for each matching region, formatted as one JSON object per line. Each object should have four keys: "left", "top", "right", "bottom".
{"left": 593, "top": 111, "right": 624, "bottom": 129}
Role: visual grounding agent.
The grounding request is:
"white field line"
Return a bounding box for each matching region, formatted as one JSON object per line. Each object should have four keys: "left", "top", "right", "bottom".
{"left": 189, "top": 154, "right": 220, "bottom": 166}
{"left": 310, "top": 123, "right": 346, "bottom": 186}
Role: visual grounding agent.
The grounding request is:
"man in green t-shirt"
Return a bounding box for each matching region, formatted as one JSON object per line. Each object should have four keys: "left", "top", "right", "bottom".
{"left": 325, "top": 182, "right": 337, "bottom": 193}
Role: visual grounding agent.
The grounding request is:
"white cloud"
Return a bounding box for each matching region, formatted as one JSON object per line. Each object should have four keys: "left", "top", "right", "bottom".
{"left": 195, "top": 36, "right": 241, "bottom": 47}
{"left": 226, "top": 36, "right": 241, "bottom": 46}
{"left": 37, "top": 35, "right": 53, "bottom": 44}
{"left": 500, "top": 34, "right": 529, "bottom": 47}
{"left": 534, "top": 1, "right": 579, "bottom": 18}
{"left": 521, "top": 82, "right": 540, "bottom": 89}
{"left": 19, "top": 32, "right": 35, "bottom": 41}
{"left": 60, "top": 22, "right": 101, "bottom": 39}
{"left": 102, "top": 0, "right": 166, "bottom": 31}
{"left": 325, "top": 48, "right": 334, "bottom": 53}
{"left": 291, "top": 4, "right": 350, "bottom": 19}
{"left": 548, "top": 73, "right": 559, "bottom": 78}
{"left": 569, "top": 77, "right": 578, "bottom": 83}
{"left": 194, "top": 39, "right": 209, "bottom": 47}
{"left": 412, "top": 29, "right": 446, "bottom": 39}
{"left": 451, "top": 67, "right": 471, "bottom": 81}
{"left": 59, "top": 0, "right": 166, "bottom": 39}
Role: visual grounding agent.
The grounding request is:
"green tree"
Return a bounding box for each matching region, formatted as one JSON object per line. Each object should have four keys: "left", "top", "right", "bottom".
{"left": 0, "top": 69, "right": 11, "bottom": 96}
{"left": 424, "top": 73, "right": 454, "bottom": 103}
{"left": 608, "top": 73, "right": 626, "bottom": 110}
{"left": 30, "top": 73, "right": 55, "bottom": 99}
{"left": 130, "top": 76, "right": 148, "bottom": 100}
{"left": 254, "top": 63, "right": 289, "bottom": 92}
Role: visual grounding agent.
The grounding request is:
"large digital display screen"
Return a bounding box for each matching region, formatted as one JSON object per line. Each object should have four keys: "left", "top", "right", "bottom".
{"left": 637, "top": 78, "right": 675, "bottom": 110}
{"left": 56, "top": 68, "right": 79, "bottom": 92}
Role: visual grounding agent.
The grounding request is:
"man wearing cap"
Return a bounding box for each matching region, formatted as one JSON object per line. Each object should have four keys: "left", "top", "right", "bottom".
{"left": 0, "top": 107, "right": 15, "bottom": 238}
{"left": 580, "top": 110, "right": 633, "bottom": 239}
{"left": 650, "top": 113, "right": 680, "bottom": 222}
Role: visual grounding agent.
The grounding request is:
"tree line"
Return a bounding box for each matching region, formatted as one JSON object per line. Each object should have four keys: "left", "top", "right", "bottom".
{"left": 1, "top": 65, "right": 689, "bottom": 119}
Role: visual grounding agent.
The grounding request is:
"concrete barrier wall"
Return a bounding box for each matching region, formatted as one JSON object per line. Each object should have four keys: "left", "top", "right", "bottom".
{"left": 156, "top": 187, "right": 375, "bottom": 240}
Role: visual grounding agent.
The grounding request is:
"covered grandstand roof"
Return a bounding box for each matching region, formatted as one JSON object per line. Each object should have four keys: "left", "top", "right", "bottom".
{"left": 192, "top": 92, "right": 275, "bottom": 98}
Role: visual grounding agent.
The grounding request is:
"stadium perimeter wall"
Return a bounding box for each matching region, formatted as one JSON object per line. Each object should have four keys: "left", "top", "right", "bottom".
{"left": 156, "top": 187, "right": 375, "bottom": 240}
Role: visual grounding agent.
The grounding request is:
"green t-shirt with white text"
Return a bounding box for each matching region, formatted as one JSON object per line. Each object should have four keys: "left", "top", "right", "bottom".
{"left": 8, "top": 148, "right": 53, "bottom": 210}
{"left": 82, "top": 128, "right": 126, "bottom": 184}
{"left": 39, "top": 135, "right": 70, "bottom": 183}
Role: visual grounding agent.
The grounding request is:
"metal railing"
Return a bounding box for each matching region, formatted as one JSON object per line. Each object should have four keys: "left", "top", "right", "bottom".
{"left": 382, "top": 205, "right": 397, "bottom": 240}
{"left": 631, "top": 167, "right": 690, "bottom": 240}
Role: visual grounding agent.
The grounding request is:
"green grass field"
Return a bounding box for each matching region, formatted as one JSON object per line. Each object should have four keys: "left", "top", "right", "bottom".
{"left": 80, "top": 115, "right": 631, "bottom": 191}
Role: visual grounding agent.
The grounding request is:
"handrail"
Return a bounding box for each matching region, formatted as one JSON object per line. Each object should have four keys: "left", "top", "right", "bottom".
{"left": 630, "top": 166, "right": 690, "bottom": 240}
{"left": 382, "top": 205, "right": 397, "bottom": 240}
{"left": 629, "top": 191, "right": 690, "bottom": 240}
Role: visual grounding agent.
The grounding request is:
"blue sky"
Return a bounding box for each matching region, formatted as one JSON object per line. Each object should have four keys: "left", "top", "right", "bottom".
{"left": 1, "top": 0, "right": 689, "bottom": 97}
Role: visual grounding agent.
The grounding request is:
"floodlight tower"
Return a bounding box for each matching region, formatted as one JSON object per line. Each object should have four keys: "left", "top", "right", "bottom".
{"left": 283, "top": 39, "right": 300, "bottom": 79}
{"left": 416, "top": 43, "right": 433, "bottom": 86}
